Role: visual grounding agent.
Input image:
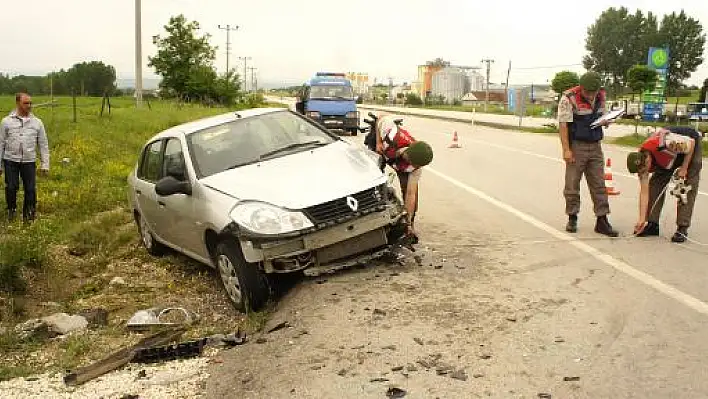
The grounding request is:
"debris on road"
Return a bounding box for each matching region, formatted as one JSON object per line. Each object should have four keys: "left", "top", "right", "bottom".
{"left": 386, "top": 387, "right": 407, "bottom": 398}
{"left": 563, "top": 376, "right": 580, "bottom": 382}
{"left": 126, "top": 307, "right": 199, "bottom": 332}
{"left": 63, "top": 327, "right": 187, "bottom": 386}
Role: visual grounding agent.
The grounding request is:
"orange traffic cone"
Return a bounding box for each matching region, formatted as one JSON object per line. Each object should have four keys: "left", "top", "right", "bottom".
{"left": 449, "top": 131, "right": 461, "bottom": 148}
{"left": 604, "top": 158, "right": 620, "bottom": 196}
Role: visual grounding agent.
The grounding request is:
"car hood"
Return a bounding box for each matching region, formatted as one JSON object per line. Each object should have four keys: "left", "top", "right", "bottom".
{"left": 200, "top": 141, "right": 387, "bottom": 210}
{"left": 306, "top": 99, "right": 356, "bottom": 116}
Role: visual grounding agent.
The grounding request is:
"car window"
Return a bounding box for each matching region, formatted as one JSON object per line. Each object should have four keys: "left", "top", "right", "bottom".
{"left": 187, "top": 111, "right": 337, "bottom": 178}
{"left": 162, "top": 138, "right": 187, "bottom": 181}
{"left": 138, "top": 140, "right": 164, "bottom": 183}
{"left": 309, "top": 84, "right": 354, "bottom": 100}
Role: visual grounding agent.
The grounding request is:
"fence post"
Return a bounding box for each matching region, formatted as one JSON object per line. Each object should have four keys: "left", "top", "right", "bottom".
{"left": 72, "top": 89, "right": 77, "bottom": 123}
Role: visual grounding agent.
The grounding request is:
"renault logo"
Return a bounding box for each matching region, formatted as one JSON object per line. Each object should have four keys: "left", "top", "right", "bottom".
{"left": 346, "top": 196, "right": 359, "bottom": 211}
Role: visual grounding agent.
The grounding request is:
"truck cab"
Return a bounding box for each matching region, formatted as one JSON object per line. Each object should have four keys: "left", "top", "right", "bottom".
{"left": 295, "top": 72, "right": 360, "bottom": 136}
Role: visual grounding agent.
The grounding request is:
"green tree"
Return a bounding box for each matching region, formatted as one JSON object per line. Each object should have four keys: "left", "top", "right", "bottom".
{"left": 627, "top": 65, "right": 658, "bottom": 107}
{"left": 405, "top": 93, "right": 423, "bottom": 105}
{"left": 426, "top": 58, "right": 451, "bottom": 67}
{"left": 699, "top": 78, "right": 708, "bottom": 103}
{"left": 551, "top": 71, "right": 580, "bottom": 94}
{"left": 65, "top": 61, "right": 117, "bottom": 96}
{"left": 655, "top": 11, "right": 706, "bottom": 92}
{"left": 148, "top": 14, "right": 218, "bottom": 100}
{"left": 583, "top": 7, "right": 659, "bottom": 92}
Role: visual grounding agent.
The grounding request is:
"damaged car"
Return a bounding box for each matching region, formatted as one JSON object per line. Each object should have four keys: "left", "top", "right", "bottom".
{"left": 127, "top": 107, "right": 408, "bottom": 312}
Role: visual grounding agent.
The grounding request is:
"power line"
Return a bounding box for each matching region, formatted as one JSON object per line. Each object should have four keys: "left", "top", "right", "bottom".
{"left": 218, "top": 24, "right": 239, "bottom": 74}
{"left": 481, "top": 59, "right": 494, "bottom": 112}
{"left": 514, "top": 63, "right": 583, "bottom": 70}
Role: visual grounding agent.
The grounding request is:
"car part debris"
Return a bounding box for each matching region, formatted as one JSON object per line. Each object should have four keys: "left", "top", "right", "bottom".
{"left": 64, "top": 327, "right": 186, "bottom": 386}
{"left": 132, "top": 337, "right": 209, "bottom": 363}
{"left": 386, "top": 387, "right": 407, "bottom": 398}
{"left": 126, "top": 307, "right": 199, "bottom": 331}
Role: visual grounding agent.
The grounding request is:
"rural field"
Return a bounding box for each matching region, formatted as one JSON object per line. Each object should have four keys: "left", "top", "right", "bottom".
{"left": 0, "top": 94, "right": 283, "bottom": 381}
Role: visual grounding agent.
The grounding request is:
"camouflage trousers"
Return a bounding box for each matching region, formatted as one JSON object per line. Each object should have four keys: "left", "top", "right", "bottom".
{"left": 564, "top": 141, "right": 610, "bottom": 217}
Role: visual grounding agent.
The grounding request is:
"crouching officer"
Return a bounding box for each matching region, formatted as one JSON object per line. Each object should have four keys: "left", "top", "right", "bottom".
{"left": 626, "top": 126, "right": 703, "bottom": 243}
{"left": 557, "top": 71, "right": 619, "bottom": 237}
{"left": 375, "top": 114, "right": 434, "bottom": 243}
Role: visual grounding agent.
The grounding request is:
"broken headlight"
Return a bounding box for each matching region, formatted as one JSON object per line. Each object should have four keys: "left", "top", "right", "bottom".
{"left": 230, "top": 201, "right": 314, "bottom": 235}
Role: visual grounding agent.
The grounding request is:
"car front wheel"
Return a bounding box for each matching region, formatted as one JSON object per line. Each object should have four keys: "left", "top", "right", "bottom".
{"left": 215, "top": 239, "right": 271, "bottom": 313}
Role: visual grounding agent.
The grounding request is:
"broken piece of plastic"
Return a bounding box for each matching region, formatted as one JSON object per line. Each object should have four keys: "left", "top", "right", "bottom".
{"left": 126, "top": 307, "right": 199, "bottom": 331}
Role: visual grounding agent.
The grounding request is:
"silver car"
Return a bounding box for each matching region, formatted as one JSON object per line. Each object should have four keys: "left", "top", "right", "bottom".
{"left": 127, "top": 107, "right": 408, "bottom": 312}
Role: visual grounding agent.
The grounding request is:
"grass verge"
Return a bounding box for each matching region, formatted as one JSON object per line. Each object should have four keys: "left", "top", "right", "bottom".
{"left": 0, "top": 95, "right": 276, "bottom": 381}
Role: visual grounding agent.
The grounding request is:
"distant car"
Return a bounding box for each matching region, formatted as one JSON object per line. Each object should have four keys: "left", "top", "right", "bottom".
{"left": 127, "top": 108, "right": 408, "bottom": 312}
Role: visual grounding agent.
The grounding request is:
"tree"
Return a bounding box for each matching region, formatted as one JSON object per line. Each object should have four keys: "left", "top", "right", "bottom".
{"left": 627, "top": 65, "right": 658, "bottom": 107}
{"left": 583, "top": 7, "right": 659, "bottom": 93}
{"left": 405, "top": 93, "right": 423, "bottom": 106}
{"left": 656, "top": 11, "right": 706, "bottom": 93}
{"left": 699, "top": 78, "right": 708, "bottom": 103}
{"left": 426, "top": 58, "right": 451, "bottom": 67}
{"left": 65, "top": 61, "right": 117, "bottom": 96}
{"left": 148, "top": 14, "right": 218, "bottom": 100}
{"left": 551, "top": 71, "right": 580, "bottom": 94}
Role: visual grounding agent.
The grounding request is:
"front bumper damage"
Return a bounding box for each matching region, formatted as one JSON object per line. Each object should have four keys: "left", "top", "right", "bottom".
{"left": 238, "top": 202, "right": 406, "bottom": 276}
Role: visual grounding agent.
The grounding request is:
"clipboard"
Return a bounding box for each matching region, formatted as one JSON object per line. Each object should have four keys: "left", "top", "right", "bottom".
{"left": 590, "top": 109, "right": 625, "bottom": 128}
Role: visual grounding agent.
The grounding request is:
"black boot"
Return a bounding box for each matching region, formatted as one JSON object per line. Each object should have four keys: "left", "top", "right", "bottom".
{"left": 22, "top": 207, "right": 35, "bottom": 223}
{"left": 671, "top": 226, "right": 688, "bottom": 243}
{"left": 595, "top": 215, "right": 619, "bottom": 237}
{"left": 566, "top": 214, "right": 578, "bottom": 233}
{"left": 636, "top": 221, "right": 660, "bottom": 237}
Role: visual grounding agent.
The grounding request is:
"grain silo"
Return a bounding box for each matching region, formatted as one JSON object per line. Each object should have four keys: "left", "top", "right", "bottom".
{"left": 431, "top": 67, "right": 468, "bottom": 104}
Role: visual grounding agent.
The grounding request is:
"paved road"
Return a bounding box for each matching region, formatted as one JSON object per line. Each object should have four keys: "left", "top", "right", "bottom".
{"left": 210, "top": 98, "right": 708, "bottom": 398}
{"left": 267, "top": 96, "right": 660, "bottom": 138}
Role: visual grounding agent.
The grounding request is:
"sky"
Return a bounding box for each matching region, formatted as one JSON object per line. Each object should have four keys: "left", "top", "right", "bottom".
{"left": 1, "top": 0, "right": 707, "bottom": 88}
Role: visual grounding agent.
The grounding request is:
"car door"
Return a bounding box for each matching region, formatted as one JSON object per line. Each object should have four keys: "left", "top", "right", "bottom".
{"left": 134, "top": 139, "right": 167, "bottom": 242}
{"left": 157, "top": 137, "right": 204, "bottom": 256}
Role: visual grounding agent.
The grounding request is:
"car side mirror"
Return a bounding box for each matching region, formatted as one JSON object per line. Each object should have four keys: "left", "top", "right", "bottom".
{"left": 155, "top": 176, "right": 192, "bottom": 196}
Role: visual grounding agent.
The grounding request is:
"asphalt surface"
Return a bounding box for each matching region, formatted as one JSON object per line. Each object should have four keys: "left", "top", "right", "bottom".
{"left": 209, "top": 98, "right": 708, "bottom": 398}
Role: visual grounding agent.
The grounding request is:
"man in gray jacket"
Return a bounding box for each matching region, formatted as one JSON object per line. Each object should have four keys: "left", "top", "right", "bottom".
{"left": 0, "top": 92, "right": 50, "bottom": 222}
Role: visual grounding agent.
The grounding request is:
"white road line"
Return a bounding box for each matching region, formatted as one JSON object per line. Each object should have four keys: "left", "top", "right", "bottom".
{"left": 464, "top": 138, "right": 708, "bottom": 198}
{"left": 427, "top": 166, "right": 708, "bottom": 317}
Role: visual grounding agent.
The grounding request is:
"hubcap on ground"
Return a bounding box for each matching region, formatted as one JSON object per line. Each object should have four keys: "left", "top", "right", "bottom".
{"left": 218, "top": 254, "right": 242, "bottom": 305}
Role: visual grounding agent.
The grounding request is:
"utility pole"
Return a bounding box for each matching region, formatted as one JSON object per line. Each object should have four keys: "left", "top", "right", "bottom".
{"left": 239, "top": 56, "right": 251, "bottom": 92}
{"left": 135, "top": 0, "right": 143, "bottom": 107}
{"left": 217, "top": 24, "right": 239, "bottom": 74}
{"left": 248, "top": 67, "right": 257, "bottom": 92}
{"left": 504, "top": 60, "right": 511, "bottom": 111}
{"left": 481, "top": 59, "right": 494, "bottom": 112}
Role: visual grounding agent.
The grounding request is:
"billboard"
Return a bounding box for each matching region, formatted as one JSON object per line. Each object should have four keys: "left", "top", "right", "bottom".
{"left": 642, "top": 47, "right": 670, "bottom": 121}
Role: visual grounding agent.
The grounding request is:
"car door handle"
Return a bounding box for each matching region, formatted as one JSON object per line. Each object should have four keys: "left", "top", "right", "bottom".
{"left": 158, "top": 201, "right": 166, "bottom": 208}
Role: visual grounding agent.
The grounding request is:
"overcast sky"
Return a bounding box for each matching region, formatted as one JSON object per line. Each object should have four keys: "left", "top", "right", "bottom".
{"left": 1, "top": 0, "right": 706, "bottom": 87}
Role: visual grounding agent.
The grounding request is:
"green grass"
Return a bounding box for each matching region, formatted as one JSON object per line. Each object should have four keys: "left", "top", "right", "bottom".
{"left": 0, "top": 95, "right": 263, "bottom": 296}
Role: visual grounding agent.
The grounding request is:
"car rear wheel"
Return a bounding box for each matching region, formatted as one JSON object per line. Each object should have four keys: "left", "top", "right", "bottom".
{"left": 215, "top": 239, "right": 271, "bottom": 313}
{"left": 137, "top": 213, "right": 166, "bottom": 256}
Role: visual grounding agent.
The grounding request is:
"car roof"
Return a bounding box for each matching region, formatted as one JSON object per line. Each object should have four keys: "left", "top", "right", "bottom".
{"left": 151, "top": 107, "right": 288, "bottom": 140}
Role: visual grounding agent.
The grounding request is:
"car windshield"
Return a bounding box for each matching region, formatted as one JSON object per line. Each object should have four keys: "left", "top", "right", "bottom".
{"left": 309, "top": 84, "right": 355, "bottom": 100}
{"left": 187, "top": 111, "right": 337, "bottom": 178}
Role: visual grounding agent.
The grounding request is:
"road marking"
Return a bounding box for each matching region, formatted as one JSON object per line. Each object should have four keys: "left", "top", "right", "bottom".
{"left": 464, "top": 138, "right": 708, "bottom": 198}
{"left": 427, "top": 166, "right": 708, "bottom": 317}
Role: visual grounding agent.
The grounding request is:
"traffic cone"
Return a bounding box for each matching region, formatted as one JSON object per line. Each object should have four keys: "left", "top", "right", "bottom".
{"left": 449, "top": 131, "right": 461, "bottom": 148}
{"left": 604, "top": 158, "right": 620, "bottom": 196}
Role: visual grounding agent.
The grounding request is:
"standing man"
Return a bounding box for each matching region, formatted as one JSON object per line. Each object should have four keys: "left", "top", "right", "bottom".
{"left": 626, "top": 126, "right": 702, "bottom": 243}
{"left": 0, "top": 92, "right": 50, "bottom": 222}
{"left": 375, "top": 114, "right": 434, "bottom": 243}
{"left": 557, "top": 71, "right": 619, "bottom": 237}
